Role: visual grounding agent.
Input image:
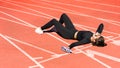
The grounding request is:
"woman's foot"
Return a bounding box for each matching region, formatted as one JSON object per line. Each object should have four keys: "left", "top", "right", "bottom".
{"left": 35, "top": 27, "right": 43, "bottom": 34}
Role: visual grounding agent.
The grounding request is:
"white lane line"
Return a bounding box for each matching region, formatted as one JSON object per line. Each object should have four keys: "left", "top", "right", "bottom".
{"left": 6, "top": 0, "right": 120, "bottom": 27}
{"left": 39, "top": 0, "right": 120, "bottom": 14}
{"left": 5, "top": 35, "right": 57, "bottom": 54}
{"left": 0, "top": 11, "right": 37, "bottom": 28}
{"left": 76, "top": 0, "right": 120, "bottom": 8}
{"left": 0, "top": 34, "right": 44, "bottom": 68}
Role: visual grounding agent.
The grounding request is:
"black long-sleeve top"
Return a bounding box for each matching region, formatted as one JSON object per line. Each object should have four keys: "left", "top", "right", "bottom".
{"left": 69, "top": 23, "right": 104, "bottom": 49}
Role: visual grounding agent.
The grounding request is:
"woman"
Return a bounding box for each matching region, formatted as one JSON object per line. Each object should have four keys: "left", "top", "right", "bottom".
{"left": 35, "top": 13, "right": 107, "bottom": 53}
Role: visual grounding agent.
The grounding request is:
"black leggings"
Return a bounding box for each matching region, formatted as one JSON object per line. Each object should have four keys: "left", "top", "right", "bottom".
{"left": 41, "top": 13, "right": 77, "bottom": 39}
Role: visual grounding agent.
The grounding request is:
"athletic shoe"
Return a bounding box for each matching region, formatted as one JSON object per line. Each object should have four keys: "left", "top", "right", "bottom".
{"left": 61, "top": 46, "right": 72, "bottom": 53}
{"left": 35, "top": 27, "right": 43, "bottom": 34}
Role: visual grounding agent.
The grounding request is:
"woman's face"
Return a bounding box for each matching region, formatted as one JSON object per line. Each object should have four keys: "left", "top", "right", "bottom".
{"left": 91, "top": 33, "right": 101, "bottom": 42}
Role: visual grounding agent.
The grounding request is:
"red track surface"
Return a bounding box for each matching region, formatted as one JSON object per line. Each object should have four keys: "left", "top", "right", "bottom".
{"left": 0, "top": 0, "right": 120, "bottom": 68}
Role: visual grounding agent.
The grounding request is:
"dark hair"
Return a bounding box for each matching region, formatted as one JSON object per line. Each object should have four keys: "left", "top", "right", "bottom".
{"left": 91, "top": 36, "right": 107, "bottom": 47}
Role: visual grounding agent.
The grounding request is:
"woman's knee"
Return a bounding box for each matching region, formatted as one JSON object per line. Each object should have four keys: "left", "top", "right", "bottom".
{"left": 51, "top": 18, "right": 58, "bottom": 22}
{"left": 61, "top": 13, "right": 68, "bottom": 17}
{"left": 50, "top": 19, "right": 59, "bottom": 24}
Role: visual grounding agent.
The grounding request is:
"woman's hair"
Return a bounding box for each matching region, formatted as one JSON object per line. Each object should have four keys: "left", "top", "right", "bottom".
{"left": 91, "top": 36, "right": 107, "bottom": 47}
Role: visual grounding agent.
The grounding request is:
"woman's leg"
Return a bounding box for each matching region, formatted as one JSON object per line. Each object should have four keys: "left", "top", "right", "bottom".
{"left": 43, "top": 13, "right": 77, "bottom": 32}
{"left": 59, "top": 13, "right": 76, "bottom": 30}
{"left": 41, "top": 19, "right": 73, "bottom": 39}
{"left": 46, "top": 13, "right": 77, "bottom": 33}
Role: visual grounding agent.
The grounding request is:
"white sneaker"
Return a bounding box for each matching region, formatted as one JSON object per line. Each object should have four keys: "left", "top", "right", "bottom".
{"left": 35, "top": 27, "right": 43, "bottom": 34}
{"left": 61, "top": 46, "right": 72, "bottom": 53}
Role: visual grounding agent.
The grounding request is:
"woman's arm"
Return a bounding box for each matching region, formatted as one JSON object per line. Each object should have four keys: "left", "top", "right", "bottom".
{"left": 96, "top": 23, "right": 104, "bottom": 34}
{"left": 68, "top": 39, "right": 90, "bottom": 49}
{"left": 93, "top": 23, "right": 104, "bottom": 37}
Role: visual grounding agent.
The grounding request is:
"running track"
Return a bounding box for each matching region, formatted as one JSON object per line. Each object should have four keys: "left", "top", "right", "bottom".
{"left": 0, "top": 0, "right": 120, "bottom": 68}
